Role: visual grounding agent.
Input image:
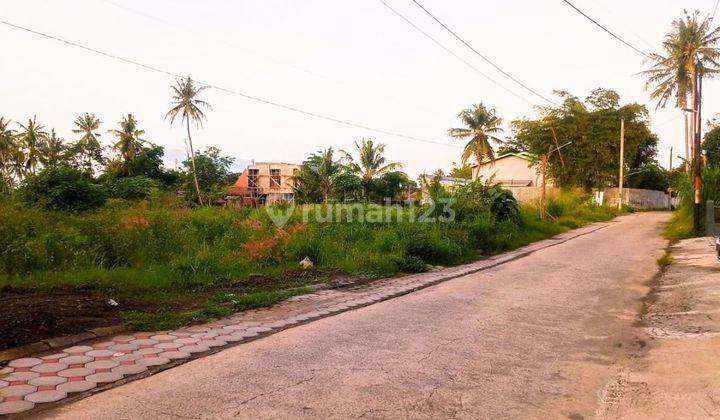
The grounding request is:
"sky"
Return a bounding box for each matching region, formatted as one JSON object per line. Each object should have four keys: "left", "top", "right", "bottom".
{"left": 1, "top": 0, "right": 718, "bottom": 178}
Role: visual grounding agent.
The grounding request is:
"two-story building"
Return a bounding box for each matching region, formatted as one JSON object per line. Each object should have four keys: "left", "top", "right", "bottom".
{"left": 226, "top": 161, "right": 300, "bottom": 206}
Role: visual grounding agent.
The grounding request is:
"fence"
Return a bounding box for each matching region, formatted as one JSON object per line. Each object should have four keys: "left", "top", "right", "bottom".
{"left": 501, "top": 186, "right": 673, "bottom": 210}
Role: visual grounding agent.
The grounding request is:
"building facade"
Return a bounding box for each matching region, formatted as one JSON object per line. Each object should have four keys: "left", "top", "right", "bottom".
{"left": 226, "top": 162, "right": 300, "bottom": 206}
{"left": 472, "top": 152, "right": 549, "bottom": 187}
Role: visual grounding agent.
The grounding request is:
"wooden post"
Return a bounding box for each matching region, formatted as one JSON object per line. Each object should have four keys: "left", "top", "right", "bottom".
{"left": 618, "top": 119, "right": 625, "bottom": 210}
{"left": 668, "top": 147, "right": 673, "bottom": 210}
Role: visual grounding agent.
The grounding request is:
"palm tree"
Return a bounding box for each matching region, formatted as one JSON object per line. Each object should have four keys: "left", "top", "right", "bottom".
{"left": 40, "top": 129, "right": 67, "bottom": 167}
{"left": 0, "top": 117, "right": 17, "bottom": 189}
{"left": 293, "top": 148, "right": 342, "bottom": 204}
{"left": 339, "top": 139, "right": 403, "bottom": 201}
{"left": 72, "top": 113, "right": 105, "bottom": 174}
{"left": 448, "top": 103, "right": 504, "bottom": 166}
{"left": 642, "top": 10, "right": 720, "bottom": 165}
{"left": 109, "top": 114, "right": 145, "bottom": 175}
{"left": 165, "top": 76, "right": 211, "bottom": 205}
{"left": 17, "top": 116, "right": 48, "bottom": 175}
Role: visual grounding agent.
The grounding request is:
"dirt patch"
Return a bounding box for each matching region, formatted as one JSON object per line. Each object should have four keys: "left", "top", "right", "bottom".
{"left": 0, "top": 289, "right": 156, "bottom": 351}
{"left": 0, "top": 269, "right": 352, "bottom": 352}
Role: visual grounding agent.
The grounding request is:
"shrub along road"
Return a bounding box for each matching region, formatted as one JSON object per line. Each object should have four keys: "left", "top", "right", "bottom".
{"left": 34, "top": 212, "right": 674, "bottom": 419}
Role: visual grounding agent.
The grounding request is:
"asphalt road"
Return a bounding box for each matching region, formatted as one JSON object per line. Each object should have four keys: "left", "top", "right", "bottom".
{"left": 43, "top": 212, "right": 670, "bottom": 419}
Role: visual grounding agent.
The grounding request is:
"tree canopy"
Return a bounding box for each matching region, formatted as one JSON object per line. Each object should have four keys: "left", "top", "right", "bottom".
{"left": 511, "top": 89, "right": 659, "bottom": 190}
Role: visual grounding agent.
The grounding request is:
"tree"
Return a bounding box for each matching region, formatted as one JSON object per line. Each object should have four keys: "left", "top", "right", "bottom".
{"left": 293, "top": 148, "right": 343, "bottom": 204}
{"left": 448, "top": 103, "right": 504, "bottom": 165}
{"left": 71, "top": 113, "right": 105, "bottom": 174}
{"left": 371, "top": 171, "right": 414, "bottom": 201}
{"left": 181, "top": 146, "right": 234, "bottom": 204}
{"left": 109, "top": 114, "right": 145, "bottom": 176}
{"left": 449, "top": 162, "right": 473, "bottom": 179}
{"left": 512, "top": 89, "right": 658, "bottom": 190}
{"left": 16, "top": 116, "right": 48, "bottom": 176}
{"left": 0, "top": 117, "right": 17, "bottom": 190}
{"left": 339, "top": 139, "right": 403, "bottom": 201}
{"left": 703, "top": 124, "right": 720, "bottom": 167}
{"left": 40, "top": 129, "right": 68, "bottom": 167}
{"left": 625, "top": 163, "right": 669, "bottom": 192}
{"left": 166, "top": 77, "right": 211, "bottom": 205}
{"left": 642, "top": 10, "right": 720, "bottom": 165}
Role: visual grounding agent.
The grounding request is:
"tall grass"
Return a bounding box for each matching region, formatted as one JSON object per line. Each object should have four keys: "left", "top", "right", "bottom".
{"left": 0, "top": 191, "right": 620, "bottom": 300}
{"left": 666, "top": 167, "right": 720, "bottom": 239}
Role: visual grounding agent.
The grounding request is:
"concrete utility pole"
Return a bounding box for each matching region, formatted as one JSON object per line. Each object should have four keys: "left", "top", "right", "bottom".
{"left": 693, "top": 67, "right": 703, "bottom": 234}
{"left": 618, "top": 119, "right": 625, "bottom": 210}
{"left": 668, "top": 147, "right": 673, "bottom": 210}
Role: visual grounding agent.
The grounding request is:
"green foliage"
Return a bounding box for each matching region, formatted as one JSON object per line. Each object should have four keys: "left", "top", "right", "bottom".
{"left": 107, "top": 176, "right": 160, "bottom": 200}
{"left": 512, "top": 89, "right": 658, "bottom": 190}
{"left": 449, "top": 163, "right": 473, "bottom": 179}
{"left": 182, "top": 146, "right": 235, "bottom": 204}
{"left": 625, "top": 163, "right": 669, "bottom": 192}
{"left": 703, "top": 126, "right": 720, "bottom": 167}
{"left": 19, "top": 166, "right": 107, "bottom": 211}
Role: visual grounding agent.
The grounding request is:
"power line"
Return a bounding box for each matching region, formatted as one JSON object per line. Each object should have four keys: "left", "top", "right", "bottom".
{"left": 410, "top": 0, "right": 558, "bottom": 106}
{"left": 560, "top": 0, "right": 651, "bottom": 58}
{"left": 0, "top": 18, "right": 460, "bottom": 149}
{"left": 377, "top": 0, "right": 534, "bottom": 106}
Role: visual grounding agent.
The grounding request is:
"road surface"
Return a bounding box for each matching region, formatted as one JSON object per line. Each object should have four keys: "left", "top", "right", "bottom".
{"left": 43, "top": 212, "right": 669, "bottom": 419}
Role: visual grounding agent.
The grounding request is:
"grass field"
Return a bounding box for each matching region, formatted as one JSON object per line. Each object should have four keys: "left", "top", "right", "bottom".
{"left": 0, "top": 191, "right": 621, "bottom": 347}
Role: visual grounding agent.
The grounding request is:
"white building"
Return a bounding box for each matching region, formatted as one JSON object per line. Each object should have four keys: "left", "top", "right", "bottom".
{"left": 472, "top": 152, "right": 550, "bottom": 187}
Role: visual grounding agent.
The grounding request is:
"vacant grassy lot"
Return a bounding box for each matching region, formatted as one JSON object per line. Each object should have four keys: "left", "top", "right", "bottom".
{"left": 0, "top": 191, "right": 620, "bottom": 349}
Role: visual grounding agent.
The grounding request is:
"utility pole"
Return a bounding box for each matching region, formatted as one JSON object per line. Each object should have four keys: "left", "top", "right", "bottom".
{"left": 693, "top": 67, "right": 703, "bottom": 234}
{"left": 668, "top": 147, "right": 673, "bottom": 210}
{"left": 618, "top": 119, "right": 625, "bottom": 210}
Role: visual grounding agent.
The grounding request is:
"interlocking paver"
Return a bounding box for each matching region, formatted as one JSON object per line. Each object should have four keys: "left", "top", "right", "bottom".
{"left": 85, "top": 349, "right": 115, "bottom": 359}
{"left": 108, "top": 343, "right": 139, "bottom": 352}
{"left": 85, "top": 372, "right": 123, "bottom": 383}
{"left": 177, "top": 345, "right": 209, "bottom": 354}
{"left": 112, "top": 335, "right": 136, "bottom": 343}
{"left": 63, "top": 346, "right": 94, "bottom": 355}
{"left": 155, "top": 342, "right": 183, "bottom": 350}
{"left": 59, "top": 355, "right": 93, "bottom": 367}
{"left": 57, "top": 380, "right": 96, "bottom": 393}
{"left": 28, "top": 376, "right": 67, "bottom": 389}
{"left": 57, "top": 368, "right": 94, "bottom": 380}
{"left": 2, "top": 371, "right": 40, "bottom": 385}
{"left": 130, "top": 339, "right": 158, "bottom": 348}
{"left": 0, "top": 384, "right": 36, "bottom": 399}
{"left": 85, "top": 360, "right": 120, "bottom": 372}
{"left": 136, "top": 357, "right": 170, "bottom": 367}
{"left": 40, "top": 353, "right": 68, "bottom": 363}
{"left": 150, "top": 334, "right": 176, "bottom": 342}
{"left": 112, "top": 364, "right": 147, "bottom": 375}
{"left": 8, "top": 358, "right": 42, "bottom": 371}
{"left": 25, "top": 389, "right": 67, "bottom": 403}
{"left": 31, "top": 363, "right": 67, "bottom": 375}
{"left": 158, "top": 351, "right": 191, "bottom": 360}
{"left": 0, "top": 400, "right": 35, "bottom": 415}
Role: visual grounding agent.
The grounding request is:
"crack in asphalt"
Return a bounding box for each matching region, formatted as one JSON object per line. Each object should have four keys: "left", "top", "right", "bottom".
{"left": 231, "top": 375, "right": 315, "bottom": 415}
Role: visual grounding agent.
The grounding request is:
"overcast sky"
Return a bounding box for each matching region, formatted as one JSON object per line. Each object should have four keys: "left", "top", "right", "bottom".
{"left": 2, "top": 0, "right": 718, "bottom": 177}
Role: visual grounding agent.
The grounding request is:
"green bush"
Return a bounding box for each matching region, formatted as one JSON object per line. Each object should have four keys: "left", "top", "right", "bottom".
{"left": 395, "top": 254, "right": 428, "bottom": 273}
{"left": 19, "top": 166, "right": 107, "bottom": 212}
{"left": 107, "top": 176, "right": 160, "bottom": 200}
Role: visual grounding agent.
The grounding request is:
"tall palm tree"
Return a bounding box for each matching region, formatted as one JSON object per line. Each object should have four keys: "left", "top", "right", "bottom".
{"left": 109, "top": 114, "right": 145, "bottom": 175}
{"left": 40, "top": 129, "right": 67, "bottom": 167}
{"left": 339, "top": 139, "right": 403, "bottom": 200}
{"left": 0, "top": 117, "right": 17, "bottom": 189}
{"left": 165, "top": 76, "right": 211, "bottom": 205}
{"left": 16, "top": 116, "right": 48, "bottom": 175}
{"left": 448, "top": 103, "right": 504, "bottom": 166}
{"left": 72, "top": 113, "right": 105, "bottom": 174}
{"left": 642, "top": 10, "right": 720, "bottom": 165}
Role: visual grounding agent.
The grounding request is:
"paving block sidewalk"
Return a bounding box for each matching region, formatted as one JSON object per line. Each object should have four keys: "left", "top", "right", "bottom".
{"left": 0, "top": 221, "right": 611, "bottom": 415}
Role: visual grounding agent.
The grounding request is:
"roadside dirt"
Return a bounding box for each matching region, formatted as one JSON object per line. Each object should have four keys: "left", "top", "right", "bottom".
{"left": 598, "top": 237, "right": 720, "bottom": 418}
{"left": 0, "top": 268, "right": 353, "bottom": 351}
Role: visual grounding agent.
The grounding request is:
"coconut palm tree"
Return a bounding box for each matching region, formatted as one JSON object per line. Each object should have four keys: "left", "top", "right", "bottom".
{"left": 109, "top": 114, "right": 146, "bottom": 175}
{"left": 642, "top": 10, "right": 720, "bottom": 165}
{"left": 40, "top": 129, "right": 67, "bottom": 167}
{"left": 16, "top": 116, "right": 48, "bottom": 175}
{"left": 448, "top": 103, "right": 504, "bottom": 166}
{"left": 339, "top": 139, "right": 403, "bottom": 201}
{"left": 294, "top": 147, "right": 343, "bottom": 204}
{"left": 72, "top": 113, "right": 105, "bottom": 174}
{"left": 165, "top": 76, "right": 211, "bottom": 205}
{"left": 0, "top": 117, "right": 17, "bottom": 189}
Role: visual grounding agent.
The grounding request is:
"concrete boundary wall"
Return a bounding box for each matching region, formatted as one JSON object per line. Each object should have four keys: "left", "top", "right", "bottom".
{"left": 502, "top": 186, "right": 672, "bottom": 210}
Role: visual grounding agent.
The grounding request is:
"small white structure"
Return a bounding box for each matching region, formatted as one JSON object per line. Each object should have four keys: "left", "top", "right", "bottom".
{"left": 472, "top": 152, "right": 549, "bottom": 187}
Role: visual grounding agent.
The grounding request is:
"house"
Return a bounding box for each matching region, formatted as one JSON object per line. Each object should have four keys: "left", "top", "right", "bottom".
{"left": 472, "top": 152, "right": 550, "bottom": 187}
{"left": 226, "top": 161, "right": 300, "bottom": 206}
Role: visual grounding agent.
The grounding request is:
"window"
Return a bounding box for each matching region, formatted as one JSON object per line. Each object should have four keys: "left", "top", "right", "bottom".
{"left": 270, "top": 169, "right": 281, "bottom": 188}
